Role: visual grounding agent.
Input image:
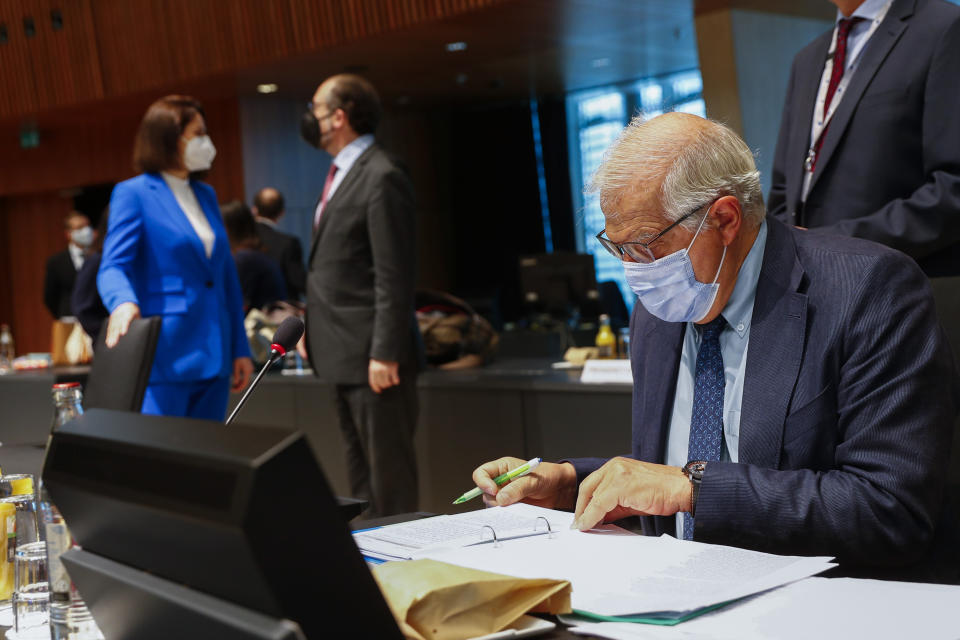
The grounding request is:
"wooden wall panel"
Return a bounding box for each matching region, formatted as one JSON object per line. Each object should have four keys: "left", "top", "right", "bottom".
{"left": 0, "top": 192, "right": 74, "bottom": 355}
{"left": 27, "top": 0, "right": 104, "bottom": 110}
{"left": 0, "top": 95, "right": 244, "bottom": 199}
{"left": 0, "top": 0, "right": 41, "bottom": 118}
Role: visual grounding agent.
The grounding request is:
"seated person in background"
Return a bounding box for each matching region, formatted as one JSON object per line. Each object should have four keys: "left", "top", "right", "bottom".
{"left": 473, "top": 113, "right": 959, "bottom": 582}
{"left": 253, "top": 187, "right": 306, "bottom": 301}
{"left": 221, "top": 201, "right": 287, "bottom": 312}
{"left": 71, "top": 209, "right": 110, "bottom": 342}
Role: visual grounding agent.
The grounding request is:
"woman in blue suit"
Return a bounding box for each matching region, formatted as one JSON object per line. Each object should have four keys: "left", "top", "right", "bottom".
{"left": 98, "top": 95, "right": 253, "bottom": 420}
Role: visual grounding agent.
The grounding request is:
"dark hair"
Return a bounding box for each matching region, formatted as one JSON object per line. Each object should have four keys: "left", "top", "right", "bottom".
{"left": 253, "top": 188, "right": 285, "bottom": 220}
{"left": 220, "top": 200, "right": 262, "bottom": 251}
{"left": 133, "top": 95, "right": 205, "bottom": 174}
{"left": 63, "top": 211, "right": 89, "bottom": 229}
{"left": 326, "top": 74, "right": 381, "bottom": 135}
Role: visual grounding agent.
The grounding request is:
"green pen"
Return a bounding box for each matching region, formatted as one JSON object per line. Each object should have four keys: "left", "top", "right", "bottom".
{"left": 453, "top": 457, "right": 542, "bottom": 504}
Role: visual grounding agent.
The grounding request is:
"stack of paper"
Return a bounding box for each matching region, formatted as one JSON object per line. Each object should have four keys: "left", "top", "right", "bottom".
{"left": 420, "top": 517, "right": 835, "bottom": 625}
{"left": 353, "top": 503, "right": 575, "bottom": 562}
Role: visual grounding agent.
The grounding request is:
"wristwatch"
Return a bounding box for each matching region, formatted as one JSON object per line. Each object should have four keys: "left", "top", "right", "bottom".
{"left": 682, "top": 461, "right": 708, "bottom": 516}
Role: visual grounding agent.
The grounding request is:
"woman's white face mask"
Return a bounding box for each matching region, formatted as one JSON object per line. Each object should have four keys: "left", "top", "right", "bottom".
{"left": 621, "top": 211, "right": 726, "bottom": 323}
{"left": 183, "top": 135, "right": 216, "bottom": 172}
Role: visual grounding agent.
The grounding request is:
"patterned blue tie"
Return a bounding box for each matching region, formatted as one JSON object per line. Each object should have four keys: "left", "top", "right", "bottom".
{"left": 683, "top": 315, "right": 726, "bottom": 541}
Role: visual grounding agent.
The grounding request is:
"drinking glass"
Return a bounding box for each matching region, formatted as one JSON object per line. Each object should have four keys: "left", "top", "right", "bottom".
{"left": 11, "top": 540, "right": 49, "bottom": 639}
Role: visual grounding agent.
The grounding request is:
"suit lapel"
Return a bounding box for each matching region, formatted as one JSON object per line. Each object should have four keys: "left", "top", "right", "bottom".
{"left": 787, "top": 33, "right": 832, "bottom": 215}
{"left": 308, "top": 144, "right": 378, "bottom": 264}
{"left": 738, "top": 218, "right": 807, "bottom": 469}
{"left": 636, "top": 317, "right": 685, "bottom": 465}
{"left": 145, "top": 174, "right": 212, "bottom": 273}
{"left": 808, "top": 0, "right": 914, "bottom": 194}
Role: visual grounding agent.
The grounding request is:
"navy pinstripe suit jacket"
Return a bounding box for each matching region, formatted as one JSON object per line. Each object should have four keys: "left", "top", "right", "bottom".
{"left": 571, "top": 216, "right": 959, "bottom": 580}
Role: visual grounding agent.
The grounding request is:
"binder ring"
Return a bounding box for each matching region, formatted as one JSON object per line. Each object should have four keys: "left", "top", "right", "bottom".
{"left": 480, "top": 525, "right": 500, "bottom": 548}
{"left": 534, "top": 516, "right": 554, "bottom": 539}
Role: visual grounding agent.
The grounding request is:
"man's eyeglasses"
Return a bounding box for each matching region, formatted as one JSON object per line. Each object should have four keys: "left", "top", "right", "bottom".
{"left": 306, "top": 102, "right": 335, "bottom": 121}
{"left": 595, "top": 203, "right": 710, "bottom": 264}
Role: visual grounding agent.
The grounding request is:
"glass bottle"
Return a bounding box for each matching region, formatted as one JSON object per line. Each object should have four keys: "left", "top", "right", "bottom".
{"left": 0, "top": 324, "right": 14, "bottom": 375}
{"left": 595, "top": 314, "right": 616, "bottom": 359}
{"left": 43, "top": 383, "right": 104, "bottom": 640}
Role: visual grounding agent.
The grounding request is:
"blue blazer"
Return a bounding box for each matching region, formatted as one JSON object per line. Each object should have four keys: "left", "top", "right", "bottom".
{"left": 570, "top": 217, "right": 959, "bottom": 579}
{"left": 97, "top": 173, "right": 251, "bottom": 384}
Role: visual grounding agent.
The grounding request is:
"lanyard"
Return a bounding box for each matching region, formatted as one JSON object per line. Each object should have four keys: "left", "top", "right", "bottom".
{"left": 804, "top": 3, "right": 891, "bottom": 176}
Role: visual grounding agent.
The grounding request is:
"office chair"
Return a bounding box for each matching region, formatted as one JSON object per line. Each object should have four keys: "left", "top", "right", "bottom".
{"left": 83, "top": 317, "right": 161, "bottom": 412}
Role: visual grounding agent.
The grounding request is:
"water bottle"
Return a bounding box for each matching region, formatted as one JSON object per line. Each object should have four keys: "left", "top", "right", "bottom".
{"left": 0, "top": 324, "right": 14, "bottom": 374}
{"left": 42, "top": 383, "right": 104, "bottom": 640}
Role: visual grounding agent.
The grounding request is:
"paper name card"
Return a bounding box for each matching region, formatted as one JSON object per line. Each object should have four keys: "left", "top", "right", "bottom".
{"left": 580, "top": 359, "right": 633, "bottom": 384}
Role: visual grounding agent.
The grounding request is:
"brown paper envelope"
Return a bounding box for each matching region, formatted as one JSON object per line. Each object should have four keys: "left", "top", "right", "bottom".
{"left": 374, "top": 559, "right": 571, "bottom": 640}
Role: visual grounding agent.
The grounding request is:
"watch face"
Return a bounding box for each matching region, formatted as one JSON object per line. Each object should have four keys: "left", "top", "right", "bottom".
{"left": 685, "top": 461, "right": 708, "bottom": 479}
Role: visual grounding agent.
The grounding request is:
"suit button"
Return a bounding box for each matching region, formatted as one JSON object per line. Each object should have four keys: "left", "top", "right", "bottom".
{"left": 205, "top": 281, "right": 213, "bottom": 288}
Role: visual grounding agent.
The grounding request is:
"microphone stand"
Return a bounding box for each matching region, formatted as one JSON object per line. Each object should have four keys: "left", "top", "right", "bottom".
{"left": 225, "top": 344, "right": 285, "bottom": 425}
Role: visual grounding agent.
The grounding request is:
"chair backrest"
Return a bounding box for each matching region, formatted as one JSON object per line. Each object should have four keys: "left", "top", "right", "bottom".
{"left": 83, "top": 317, "right": 161, "bottom": 412}
{"left": 929, "top": 276, "right": 960, "bottom": 485}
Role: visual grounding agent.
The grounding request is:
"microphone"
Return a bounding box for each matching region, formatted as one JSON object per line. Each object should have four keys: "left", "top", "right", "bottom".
{"left": 225, "top": 317, "right": 304, "bottom": 425}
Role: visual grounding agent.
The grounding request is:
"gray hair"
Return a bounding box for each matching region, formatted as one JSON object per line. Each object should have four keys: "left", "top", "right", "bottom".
{"left": 587, "top": 113, "right": 765, "bottom": 230}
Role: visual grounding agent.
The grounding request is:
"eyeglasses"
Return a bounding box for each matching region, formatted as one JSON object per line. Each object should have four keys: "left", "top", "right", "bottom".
{"left": 596, "top": 202, "right": 710, "bottom": 264}
{"left": 306, "top": 102, "right": 335, "bottom": 121}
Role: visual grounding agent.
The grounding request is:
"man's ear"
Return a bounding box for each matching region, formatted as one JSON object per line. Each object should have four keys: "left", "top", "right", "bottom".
{"left": 711, "top": 195, "right": 743, "bottom": 247}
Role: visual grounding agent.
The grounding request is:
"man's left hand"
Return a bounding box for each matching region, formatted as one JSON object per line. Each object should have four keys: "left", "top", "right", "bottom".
{"left": 231, "top": 357, "right": 254, "bottom": 392}
{"left": 572, "top": 457, "right": 691, "bottom": 531}
{"left": 369, "top": 358, "right": 400, "bottom": 393}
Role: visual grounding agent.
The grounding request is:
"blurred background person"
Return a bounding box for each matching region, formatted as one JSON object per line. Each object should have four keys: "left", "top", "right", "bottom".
{"left": 301, "top": 74, "right": 422, "bottom": 517}
{"left": 71, "top": 208, "right": 110, "bottom": 343}
{"left": 44, "top": 211, "right": 93, "bottom": 319}
{"left": 768, "top": 0, "right": 960, "bottom": 277}
{"left": 97, "top": 95, "right": 253, "bottom": 420}
{"left": 221, "top": 200, "right": 288, "bottom": 312}
{"left": 252, "top": 187, "right": 305, "bottom": 301}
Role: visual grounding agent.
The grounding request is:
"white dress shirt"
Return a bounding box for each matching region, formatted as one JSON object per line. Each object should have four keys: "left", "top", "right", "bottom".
{"left": 68, "top": 243, "right": 85, "bottom": 271}
{"left": 665, "top": 221, "right": 768, "bottom": 538}
{"left": 162, "top": 172, "right": 215, "bottom": 259}
{"left": 314, "top": 134, "right": 375, "bottom": 222}
{"left": 802, "top": 0, "right": 893, "bottom": 201}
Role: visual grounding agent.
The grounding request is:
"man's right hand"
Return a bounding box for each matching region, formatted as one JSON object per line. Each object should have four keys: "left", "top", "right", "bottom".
{"left": 105, "top": 302, "right": 141, "bottom": 348}
{"left": 471, "top": 457, "right": 578, "bottom": 510}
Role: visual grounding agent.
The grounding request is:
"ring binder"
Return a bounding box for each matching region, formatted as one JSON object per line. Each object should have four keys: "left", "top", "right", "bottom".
{"left": 474, "top": 516, "right": 557, "bottom": 548}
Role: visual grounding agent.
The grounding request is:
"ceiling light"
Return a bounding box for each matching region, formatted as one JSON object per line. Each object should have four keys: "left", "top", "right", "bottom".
{"left": 445, "top": 41, "right": 467, "bottom": 52}
{"left": 257, "top": 83, "right": 279, "bottom": 94}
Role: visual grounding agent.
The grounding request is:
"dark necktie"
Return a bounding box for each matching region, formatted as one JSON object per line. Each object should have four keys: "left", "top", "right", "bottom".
{"left": 810, "top": 17, "right": 864, "bottom": 171}
{"left": 314, "top": 163, "right": 339, "bottom": 230}
{"left": 683, "top": 315, "right": 727, "bottom": 541}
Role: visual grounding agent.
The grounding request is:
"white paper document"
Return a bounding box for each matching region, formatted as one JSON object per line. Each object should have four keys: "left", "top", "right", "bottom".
{"left": 422, "top": 525, "right": 835, "bottom": 619}
{"left": 353, "top": 503, "right": 575, "bottom": 561}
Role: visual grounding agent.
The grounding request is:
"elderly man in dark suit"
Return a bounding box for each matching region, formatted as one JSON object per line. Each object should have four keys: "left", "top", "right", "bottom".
{"left": 300, "top": 74, "right": 422, "bottom": 517}
{"left": 768, "top": 0, "right": 960, "bottom": 277}
{"left": 473, "top": 113, "right": 958, "bottom": 581}
{"left": 252, "top": 187, "right": 305, "bottom": 301}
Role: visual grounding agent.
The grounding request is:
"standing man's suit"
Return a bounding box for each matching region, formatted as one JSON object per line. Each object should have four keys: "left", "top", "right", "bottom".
{"left": 44, "top": 249, "right": 80, "bottom": 318}
{"left": 256, "top": 221, "right": 305, "bottom": 301}
{"left": 768, "top": 0, "right": 960, "bottom": 277}
{"left": 570, "top": 217, "right": 959, "bottom": 581}
{"left": 306, "top": 143, "right": 422, "bottom": 516}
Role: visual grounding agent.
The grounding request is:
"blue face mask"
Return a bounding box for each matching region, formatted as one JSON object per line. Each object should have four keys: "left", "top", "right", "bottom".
{"left": 622, "top": 212, "right": 726, "bottom": 323}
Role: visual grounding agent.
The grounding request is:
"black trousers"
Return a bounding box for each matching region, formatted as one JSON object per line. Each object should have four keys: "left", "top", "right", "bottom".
{"left": 334, "top": 374, "right": 419, "bottom": 517}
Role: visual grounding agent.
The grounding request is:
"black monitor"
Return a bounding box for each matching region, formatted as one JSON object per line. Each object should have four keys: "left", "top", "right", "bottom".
{"left": 519, "top": 252, "right": 600, "bottom": 318}
{"left": 42, "top": 409, "right": 402, "bottom": 640}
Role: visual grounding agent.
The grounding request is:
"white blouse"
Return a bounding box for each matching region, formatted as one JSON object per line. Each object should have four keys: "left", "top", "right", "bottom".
{"left": 162, "top": 172, "right": 215, "bottom": 258}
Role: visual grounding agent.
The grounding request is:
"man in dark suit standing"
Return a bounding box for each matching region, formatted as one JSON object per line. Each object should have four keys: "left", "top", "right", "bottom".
{"left": 768, "top": 0, "right": 960, "bottom": 277}
{"left": 44, "top": 211, "right": 93, "bottom": 319}
{"left": 300, "top": 74, "right": 421, "bottom": 517}
{"left": 252, "top": 187, "right": 305, "bottom": 301}
{"left": 472, "top": 113, "right": 958, "bottom": 581}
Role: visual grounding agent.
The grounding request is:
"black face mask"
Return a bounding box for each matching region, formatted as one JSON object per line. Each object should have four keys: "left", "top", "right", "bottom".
{"left": 300, "top": 110, "right": 321, "bottom": 148}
